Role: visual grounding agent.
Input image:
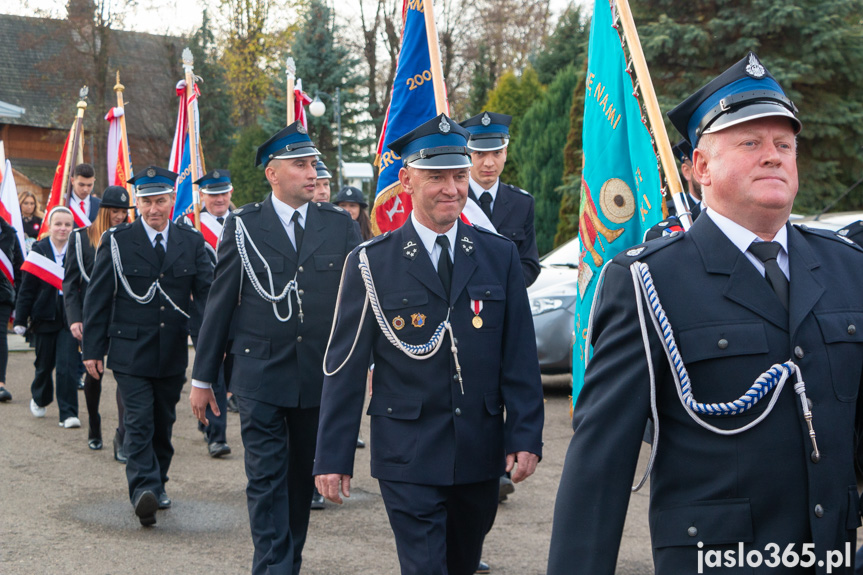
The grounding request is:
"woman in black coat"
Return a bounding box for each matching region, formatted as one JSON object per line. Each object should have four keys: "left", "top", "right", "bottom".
{"left": 0, "top": 217, "right": 24, "bottom": 403}
{"left": 14, "top": 207, "right": 79, "bottom": 427}
{"left": 64, "top": 186, "right": 130, "bottom": 452}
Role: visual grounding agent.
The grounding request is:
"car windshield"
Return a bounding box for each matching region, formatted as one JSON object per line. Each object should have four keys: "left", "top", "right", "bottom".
{"left": 541, "top": 236, "right": 579, "bottom": 268}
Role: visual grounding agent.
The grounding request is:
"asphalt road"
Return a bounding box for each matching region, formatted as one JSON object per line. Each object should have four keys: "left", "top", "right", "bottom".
{"left": 0, "top": 343, "right": 655, "bottom": 575}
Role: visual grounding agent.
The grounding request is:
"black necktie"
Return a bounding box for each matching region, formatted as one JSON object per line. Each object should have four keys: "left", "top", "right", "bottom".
{"left": 479, "top": 192, "right": 493, "bottom": 220}
{"left": 154, "top": 233, "right": 165, "bottom": 266}
{"left": 748, "top": 241, "right": 788, "bottom": 310}
{"left": 291, "top": 211, "right": 304, "bottom": 253}
{"left": 216, "top": 216, "right": 225, "bottom": 225}
{"left": 435, "top": 235, "right": 452, "bottom": 299}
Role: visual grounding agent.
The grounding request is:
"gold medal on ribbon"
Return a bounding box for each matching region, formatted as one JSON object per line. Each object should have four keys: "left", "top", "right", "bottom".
{"left": 470, "top": 298, "right": 484, "bottom": 329}
{"left": 472, "top": 315, "right": 483, "bottom": 329}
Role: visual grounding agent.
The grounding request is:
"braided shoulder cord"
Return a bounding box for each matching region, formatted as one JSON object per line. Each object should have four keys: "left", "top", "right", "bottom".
{"left": 234, "top": 216, "right": 302, "bottom": 323}
{"left": 75, "top": 231, "right": 90, "bottom": 284}
{"left": 626, "top": 261, "right": 819, "bottom": 491}
{"left": 110, "top": 234, "right": 190, "bottom": 318}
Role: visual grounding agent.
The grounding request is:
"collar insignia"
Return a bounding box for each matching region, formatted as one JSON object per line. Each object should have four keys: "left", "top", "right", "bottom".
{"left": 403, "top": 240, "right": 418, "bottom": 259}
{"left": 460, "top": 236, "right": 474, "bottom": 255}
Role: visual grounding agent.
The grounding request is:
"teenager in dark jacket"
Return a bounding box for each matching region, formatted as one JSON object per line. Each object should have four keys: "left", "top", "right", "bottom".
{"left": 0, "top": 217, "right": 24, "bottom": 403}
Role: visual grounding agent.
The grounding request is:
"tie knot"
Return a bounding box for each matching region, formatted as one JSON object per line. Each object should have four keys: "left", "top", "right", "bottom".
{"left": 291, "top": 211, "right": 301, "bottom": 225}
{"left": 435, "top": 235, "right": 450, "bottom": 250}
{"left": 480, "top": 192, "right": 492, "bottom": 204}
{"left": 216, "top": 216, "right": 225, "bottom": 225}
{"left": 748, "top": 241, "right": 782, "bottom": 262}
{"left": 154, "top": 233, "right": 163, "bottom": 244}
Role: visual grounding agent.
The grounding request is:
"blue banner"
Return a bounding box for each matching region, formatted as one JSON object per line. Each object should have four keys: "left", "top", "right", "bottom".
{"left": 371, "top": 0, "right": 440, "bottom": 234}
{"left": 173, "top": 133, "right": 194, "bottom": 221}
{"left": 572, "top": 0, "right": 665, "bottom": 406}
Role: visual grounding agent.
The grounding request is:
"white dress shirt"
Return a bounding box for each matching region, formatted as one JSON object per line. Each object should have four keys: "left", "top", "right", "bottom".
{"left": 468, "top": 176, "right": 500, "bottom": 213}
{"left": 73, "top": 193, "right": 90, "bottom": 218}
{"left": 705, "top": 208, "right": 790, "bottom": 280}
{"left": 272, "top": 194, "right": 308, "bottom": 251}
{"left": 411, "top": 212, "right": 457, "bottom": 271}
{"left": 141, "top": 219, "right": 170, "bottom": 251}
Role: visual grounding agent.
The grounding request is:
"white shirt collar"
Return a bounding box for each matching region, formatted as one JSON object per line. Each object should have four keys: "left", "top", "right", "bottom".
{"left": 49, "top": 239, "right": 67, "bottom": 259}
{"left": 141, "top": 219, "right": 170, "bottom": 247}
{"left": 705, "top": 207, "right": 789, "bottom": 278}
{"left": 469, "top": 176, "right": 500, "bottom": 201}
{"left": 411, "top": 212, "right": 458, "bottom": 264}
{"left": 271, "top": 193, "right": 309, "bottom": 229}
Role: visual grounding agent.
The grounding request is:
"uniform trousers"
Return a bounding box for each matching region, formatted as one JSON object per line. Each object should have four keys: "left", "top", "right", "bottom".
{"left": 114, "top": 371, "right": 184, "bottom": 503}
{"left": 378, "top": 478, "right": 499, "bottom": 575}
{"left": 237, "top": 397, "right": 318, "bottom": 575}
{"left": 31, "top": 328, "right": 79, "bottom": 422}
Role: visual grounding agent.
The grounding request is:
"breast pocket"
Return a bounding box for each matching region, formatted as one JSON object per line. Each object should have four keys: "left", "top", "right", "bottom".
{"left": 499, "top": 227, "right": 526, "bottom": 242}
{"left": 466, "top": 284, "right": 505, "bottom": 330}
{"left": 172, "top": 261, "right": 195, "bottom": 278}
{"left": 677, "top": 321, "right": 769, "bottom": 364}
{"left": 250, "top": 256, "right": 284, "bottom": 275}
{"left": 814, "top": 310, "right": 863, "bottom": 402}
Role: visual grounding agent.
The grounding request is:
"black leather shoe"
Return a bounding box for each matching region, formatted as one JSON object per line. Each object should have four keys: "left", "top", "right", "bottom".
{"left": 498, "top": 474, "right": 514, "bottom": 502}
{"left": 208, "top": 442, "right": 231, "bottom": 458}
{"left": 226, "top": 395, "right": 239, "bottom": 413}
{"left": 88, "top": 438, "right": 103, "bottom": 450}
{"left": 134, "top": 491, "right": 158, "bottom": 526}
{"left": 0, "top": 386, "right": 11, "bottom": 402}
{"left": 356, "top": 435, "right": 366, "bottom": 449}
{"left": 157, "top": 490, "right": 171, "bottom": 510}
{"left": 113, "top": 431, "right": 127, "bottom": 464}
{"left": 311, "top": 488, "right": 325, "bottom": 510}
{"left": 475, "top": 560, "right": 491, "bottom": 574}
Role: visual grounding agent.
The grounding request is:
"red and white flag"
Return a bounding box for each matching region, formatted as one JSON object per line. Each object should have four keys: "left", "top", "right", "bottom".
{"left": 0, "top": 160, "right": 26, "bottom": 266}
{"left": 21, "top": 250, "right": 64, "bottom": 291}
{"left": 459, "top": 199, "right": 497, "bottom": 233}
{"left": 68, "top": 197, "right": 92, "bottom": 228}
{"left": 294, "top": 79, "right": 313, "bottom": 131}
{"left": 105, "top": 106, "right": 133, "bottom": 189}
{"left": 186, "top": 211, "right": 223, "bottom": 250}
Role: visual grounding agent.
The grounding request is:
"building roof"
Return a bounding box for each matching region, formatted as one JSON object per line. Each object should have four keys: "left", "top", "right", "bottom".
{"left": 0, "top": 13, "right": 184, "bottom": 142}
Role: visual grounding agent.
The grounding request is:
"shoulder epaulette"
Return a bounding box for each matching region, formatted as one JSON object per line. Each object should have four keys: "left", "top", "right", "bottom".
{"left": 108, "top": 222, "right": 133, "bottom": 234}
{"left": 358, "top": 231, "right": 391, "bottom": 250}
{"left": 613, "top": 230, "right": 685, "bottom": 263}
{"left": 501, "top": 181, "right": 530, "bottom": 196}
{"left": 316, "top": 202, "right": 352, "bottom": 217}
{"left": 175, "top": 220, "right": 199, "bottom": 233}
{"left": 796, "top": 223, "right": 863, "bottom": 252}
{"left": 233, "top": 201, "right": 263, "bottom": 217}
{"left": 471, "top": 223, "right": 506, "bottom": 240}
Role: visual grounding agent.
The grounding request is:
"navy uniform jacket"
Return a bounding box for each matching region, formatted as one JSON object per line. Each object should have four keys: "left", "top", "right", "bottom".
{"left": 63, "top": 228, "right": 95, "bottom": 325}
{"left": 470, "top": 182, "right": 541, "bottom": 286}
{"left": 15, "top": 238, "right": 65, "bottom": 333}
{"left": 191, "top": 195, "right": 360, "bottom": 408}
{"left": 82, "top": 219, "right": 212, "bottom": 378}
{"left": 547, "top": 215, "right": 863, "bottom": 575}
{"left": 313, "top": 218, "right": 544, "bottom": 485}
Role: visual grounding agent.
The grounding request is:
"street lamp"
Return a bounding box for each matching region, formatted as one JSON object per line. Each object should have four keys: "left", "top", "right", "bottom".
{"left": 308, "top": 87, "right": 342, "bottom": 190}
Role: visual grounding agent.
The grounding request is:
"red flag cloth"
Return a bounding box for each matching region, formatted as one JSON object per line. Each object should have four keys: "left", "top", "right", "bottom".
{"left": 105, "top": 107, "right": 132, "bottom": 187}
{"left": 294, "top": 79, "right": 313, "bottom": 131}
{"left": 38, "top": 126, "right": 74, "bottom": 238}
{"left": 184, "top": 211, "right": 223, "bottom": 250}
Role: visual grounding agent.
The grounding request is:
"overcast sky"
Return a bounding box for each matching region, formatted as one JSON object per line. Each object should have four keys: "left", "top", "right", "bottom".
{"left": 4, "top": 0, "right": 583, "bottom": 37}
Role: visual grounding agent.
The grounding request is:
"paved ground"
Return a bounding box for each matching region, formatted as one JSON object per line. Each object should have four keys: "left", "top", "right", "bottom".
{"left": 0, "top": 342, "right": 655, "bottom": 575}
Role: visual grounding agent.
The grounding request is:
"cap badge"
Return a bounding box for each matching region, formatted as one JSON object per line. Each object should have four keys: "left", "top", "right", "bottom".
{"left": 439, "top": 117, "right": 451, "bottom": 134}
{"left": 147, "top": 168, "right": 156, "bottom": 178}
{"left": 346, "top": 190, "right": 353, "bottom": 196}
{"left": 213, "top": 170, "right": 220, "bottom": 178}
{"left": 481, "top": 113, "right": 491, "bottom": 126}
{"left": 297, "top": 123, "right": 307, "bottom": 135}
{"left": 120, "top": 193, "right": 127, "bottom": 202}
{"left": 745, "top": 54, "right": 766, "bottom": 79}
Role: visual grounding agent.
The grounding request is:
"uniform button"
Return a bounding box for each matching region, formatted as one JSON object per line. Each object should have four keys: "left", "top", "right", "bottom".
{"left": 297, "top": 336, "right": 303, "bottom": 342}
{"left": 687, "top": 526, "right": 698, "bottom": 537}
{"left": 454, "top": 408, "right": 462, "bottom": 416}
{"left": 387, "top": 407, "right": 392, "bottom": 414}
{"left": 849, "top": 324, "right": 857, "bottom": 335}
{"left": 328, "top": 262, "right": 334, "bottom": 267}
{"left": 814, "top": 504, "right": 824, "bottom": 518}
{"left": 244, "top": 348, "right": 250, "bottom": 353}
{"left": 717, "top": 339, "right": 728, "bottom": 350}
{"left": 484, "top": 290, "right": 491, "bottom": 298}
{"left": 160, "top": 322, "right": 165, "bottom": 328}
{"left": 160, "top": 273, "right": 165, "bottom": 279}
{"left": 160, "top": 306, "right": 165, "bottom": 311}
{"left": 298, "top": 266, "right": 304, "bottom": 273}
{"left": 298, "top": 290, "right": 304, "bottom": 295}
{"left": 794, "top": 346, "right": 804, "bottom": 359}
{"left": 402, "top": 298, "right": 409, "bottom": 305}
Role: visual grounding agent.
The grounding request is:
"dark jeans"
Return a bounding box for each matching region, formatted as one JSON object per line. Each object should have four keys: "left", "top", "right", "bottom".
{"left": 31, "top": 328, "right": 78, "bottom": 421}
{"left": 114, "top": 371, "right": 185, "bottom": 503}
{"left": 237, "top": 397, "right": 318, "bottom": 575}
{"left": 83, "top": 372, "right": 126, "bottom": 442}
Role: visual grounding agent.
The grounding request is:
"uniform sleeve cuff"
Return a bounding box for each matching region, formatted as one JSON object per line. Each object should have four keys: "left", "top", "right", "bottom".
{"left": 191, "top": 379, "right": 212, "bottom": 389}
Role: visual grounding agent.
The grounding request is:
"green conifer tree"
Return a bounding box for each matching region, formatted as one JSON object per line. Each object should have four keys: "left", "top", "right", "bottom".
{"left": 228, "top": 124, "right": 270, "bottom": 206}
{"left": 533, "top": 3, "right": 590, "bottom": 85}
{"left": 511, "top": 64, "right": 580, "bottom": 255}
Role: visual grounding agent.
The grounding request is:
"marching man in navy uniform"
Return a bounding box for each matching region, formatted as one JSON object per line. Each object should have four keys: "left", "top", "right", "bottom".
{"left": 548, "top": 52, "right": 863, "bottom": 574}
{"left": 189, "top": 122, "right": 360, "bottom": 575}
{"left": 313, "top": 159, "right": 333, "bottom": 203}
{"left": 314, "top": 114, "right": 545, "bottom": 575}
{"left": 461, "top": 111, "right": 540, "bottom": 287}
{"left": 83, "top": 166, "right": 212, "bottom": 527}
{"left": 184, "top": 169, "right": 233, "bottom": 458}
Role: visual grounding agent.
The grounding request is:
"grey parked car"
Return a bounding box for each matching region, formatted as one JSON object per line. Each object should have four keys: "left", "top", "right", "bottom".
{"left": 528, "top": 236, "right": 580, "bottom": 374}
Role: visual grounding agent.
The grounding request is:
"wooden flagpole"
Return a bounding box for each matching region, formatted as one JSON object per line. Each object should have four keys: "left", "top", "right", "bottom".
{"left": 182, "top": 48, "right": 202, "bottom": 231}
{"left": 286, "top": 56, "right": 296, "bottom": 125}
{"left": 615, "top": 0, "right": 692, "bottom": 229}
{"left": 114, "top": 71, "right": 136, "bottom": 220}
{"left": 60, "top": 86, "right": 88, "bottom": 208}
{"left": 421, "top": 0, "right": 448, "bottom": 115}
